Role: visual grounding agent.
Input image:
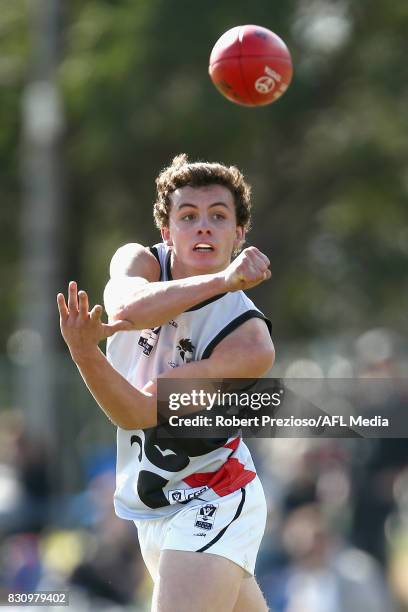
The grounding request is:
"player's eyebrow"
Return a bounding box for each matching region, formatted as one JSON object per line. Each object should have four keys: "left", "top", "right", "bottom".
{"left": 177, "top": 202, "right": 231, "bottom": 210}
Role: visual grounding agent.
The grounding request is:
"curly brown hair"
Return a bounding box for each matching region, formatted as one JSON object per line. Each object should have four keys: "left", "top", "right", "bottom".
{"left": 153, "top": 154, "right": 252, "bottom": 231}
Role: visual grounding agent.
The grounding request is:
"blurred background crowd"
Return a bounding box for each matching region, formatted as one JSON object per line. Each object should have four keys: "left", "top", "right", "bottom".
{"left": 1, "top": 0, "right": 407, "bottom": 610}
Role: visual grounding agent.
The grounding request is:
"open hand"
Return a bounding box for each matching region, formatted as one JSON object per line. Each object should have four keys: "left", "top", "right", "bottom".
{"left": 57, "top": 281, "right": 133, "bottom": 361}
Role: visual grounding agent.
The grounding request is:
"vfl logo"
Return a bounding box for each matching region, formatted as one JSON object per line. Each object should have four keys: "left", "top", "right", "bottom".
{"left": 138, "top": 326, "right": 161, "bottom": 356}
{"left": 176, "top": 338, "right": 195, "bottom": 363}
{"left": 168, "top": 486, "right": 209, "bottom": 504}
{"left": 170, "top": 491, "right": 183, "bottom": 503}
{"left": 255, "top": 65, "right": 282, "bottom": 95}
{"left": 194, "top": 503, "right": 218, "bottom": 531}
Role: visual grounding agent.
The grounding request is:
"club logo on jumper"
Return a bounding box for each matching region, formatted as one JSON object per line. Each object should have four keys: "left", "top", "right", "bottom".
{"left": 194, "top": 503, "right": 218, "bottom": 531}
{"left": 168, "top": 320, "right": 178, "bottom": 328}
{"left": 168, "top": 486, "right": 209, "bottom": 504}
{"left": 176, "top": 338, "right": 195, "bottom": 363}
{"left": 138, "top": 326, "right": 161, "bottom": 356}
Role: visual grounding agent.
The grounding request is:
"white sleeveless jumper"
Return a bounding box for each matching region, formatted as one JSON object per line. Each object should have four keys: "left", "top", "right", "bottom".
{"left": 106, "top": 243, "right": 271, "bottom": 520}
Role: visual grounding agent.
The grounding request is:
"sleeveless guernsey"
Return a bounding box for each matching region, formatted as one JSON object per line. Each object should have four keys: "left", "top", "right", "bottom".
{"left": 106, "top": 243, "right": 271, "bottom": 520}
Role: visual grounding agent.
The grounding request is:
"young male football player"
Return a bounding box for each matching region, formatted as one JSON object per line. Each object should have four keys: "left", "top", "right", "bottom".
{"left": 58, "top": 154, "right": 274, "bottom": 612}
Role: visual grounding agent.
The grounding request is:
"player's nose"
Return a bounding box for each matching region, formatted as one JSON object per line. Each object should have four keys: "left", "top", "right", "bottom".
{"left": 196, "top": 216, "right": 212, "bottom": 234}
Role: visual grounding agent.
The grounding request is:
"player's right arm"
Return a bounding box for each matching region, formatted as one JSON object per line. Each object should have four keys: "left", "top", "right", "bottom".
{"left": 104, "top": 243, "right": 271, "bottom": 329}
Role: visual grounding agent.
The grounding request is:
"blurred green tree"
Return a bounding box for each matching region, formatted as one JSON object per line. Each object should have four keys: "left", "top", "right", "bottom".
{"left": 1, "top": 0, "right": 407, "bottom": 351}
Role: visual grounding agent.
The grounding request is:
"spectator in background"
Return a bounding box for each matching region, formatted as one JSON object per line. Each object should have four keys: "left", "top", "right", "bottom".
{"left": 351, "top": 328, "right": 408, "bottom": 564}
{"left": 262, "top": 503, "right": 395, "bottom": 612}
{"left": 0, "top": 411, "right": 52, "bottom": 535}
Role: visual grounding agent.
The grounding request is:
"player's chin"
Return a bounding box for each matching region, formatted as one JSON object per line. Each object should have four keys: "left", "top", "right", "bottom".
{"left": 190, "top": 251, "right": 222, "bottom": 272}
{"left": 190, "top": 249, "right": 217, "bottom": 262}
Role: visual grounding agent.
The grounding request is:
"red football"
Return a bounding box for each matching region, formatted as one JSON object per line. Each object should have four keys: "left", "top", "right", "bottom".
{"left": 209, "top": 25, "right": 293, "bottom": 107}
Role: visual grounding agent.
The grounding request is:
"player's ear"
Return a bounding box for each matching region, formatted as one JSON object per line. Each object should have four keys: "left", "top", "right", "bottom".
{"left": 161, "top": 226, "right": 173, "bottom": 247}
{"left": 233, "top": 226, "right": 245, "bottom": 251}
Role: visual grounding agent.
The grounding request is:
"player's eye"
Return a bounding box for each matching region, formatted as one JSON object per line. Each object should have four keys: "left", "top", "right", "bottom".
{"left": 213, "top": 212, "right": 226, "bottom": 221}
{"left": 181, "top": 213, "right": 195, "bottom": 221}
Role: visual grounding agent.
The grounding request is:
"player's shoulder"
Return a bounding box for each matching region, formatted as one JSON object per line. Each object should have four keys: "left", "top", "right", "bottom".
{"left": 109, "top": 242, "right": 161, "bottom": 281}
{"left": 222, "top": 289, "right": 270, "bottom": 327}
{"left": 226, "top": 315, "right": 272, "bottom": 345}
{"left": 206, "top": 291, "right": 273, "bottom": 351}
{"left": 209, "top": 315, "right": 275, "bottom": 375}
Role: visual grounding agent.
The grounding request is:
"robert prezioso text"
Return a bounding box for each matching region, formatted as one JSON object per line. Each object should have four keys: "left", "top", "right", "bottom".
{"left": 168, "top": 414, "right": 390, "bottom": 428}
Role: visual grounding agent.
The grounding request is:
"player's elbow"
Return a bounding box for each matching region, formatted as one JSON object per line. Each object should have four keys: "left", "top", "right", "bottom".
{"left": 103, "top": 279, "right": 127, "bottom": 321}
{"left": 103, "top": 276, "right": 151, "bottom": 326}
{"left": 107, "top": 296, "right": 143, "bottom": 328}
{"left": 111, "top": 305, "right": 131, "bottom": 323}
{"left": 106, "top": 301, "right": 136, "bottom": 326}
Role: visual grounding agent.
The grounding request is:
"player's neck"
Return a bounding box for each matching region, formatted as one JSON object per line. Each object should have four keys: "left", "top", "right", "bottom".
{"left": 170, "top": 253, "right": 227, "bottom": 280}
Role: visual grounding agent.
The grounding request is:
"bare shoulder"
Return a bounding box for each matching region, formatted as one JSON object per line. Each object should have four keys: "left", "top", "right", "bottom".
{"left": 214, "top": 317, "right": 273, "bottom": 353}
{"left": 109, "top": 243, "right": 160, "bottom": 282}
{"left": 104, "top": 243, "right": 161, "bottom": 317}
{"left": 210, "top": 317, "right": 275, "bottom": 376}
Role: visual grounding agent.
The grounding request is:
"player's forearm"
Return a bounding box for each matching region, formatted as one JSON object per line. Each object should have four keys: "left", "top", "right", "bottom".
{"left": 72, "top": 347, "right": 157, "bottom": 429}
{"left": 112, "top": 273, "right": 227, "bottom": 328}
{"left": 158, "top": 347, "right": 273, "bottom": 380}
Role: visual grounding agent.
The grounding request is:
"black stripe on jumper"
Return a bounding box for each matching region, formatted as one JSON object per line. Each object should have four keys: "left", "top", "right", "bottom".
{"left": 149, "top": 246, "right": 163, "bottom": 281}
{"left": 202, "top": 311, "right": 272, "bottom": 360}
{"left": 196, "top": 487, "right": 246, "bottom": 553}
{"left": 149, "top": 245, "right": 160, "bottom": 264}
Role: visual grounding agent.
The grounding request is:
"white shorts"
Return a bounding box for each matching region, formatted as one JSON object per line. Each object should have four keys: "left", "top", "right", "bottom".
{"left": 134, "top": 476, "right": 267, "bottom": 581}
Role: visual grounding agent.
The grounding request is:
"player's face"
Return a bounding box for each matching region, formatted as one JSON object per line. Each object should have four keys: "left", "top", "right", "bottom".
{"left": 162, "top": 185, "right": 244, "bottom": 277}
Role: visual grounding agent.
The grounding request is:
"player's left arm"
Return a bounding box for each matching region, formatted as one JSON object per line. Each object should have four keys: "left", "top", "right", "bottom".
{"left": 205, "top": 317, "right": 275, "bottom": 377}
{"left": 154, "top": 318, "right": 274, "bottom": 383}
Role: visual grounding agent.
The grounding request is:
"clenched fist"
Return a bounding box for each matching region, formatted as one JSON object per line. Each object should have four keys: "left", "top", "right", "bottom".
{"left": 223, "top": 246, "right": 271, "bottom": 292}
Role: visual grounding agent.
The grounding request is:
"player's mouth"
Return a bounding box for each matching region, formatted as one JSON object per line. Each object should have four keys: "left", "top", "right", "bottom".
{"left": 193, "top": 243, "right": 215, "bottom": 253}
